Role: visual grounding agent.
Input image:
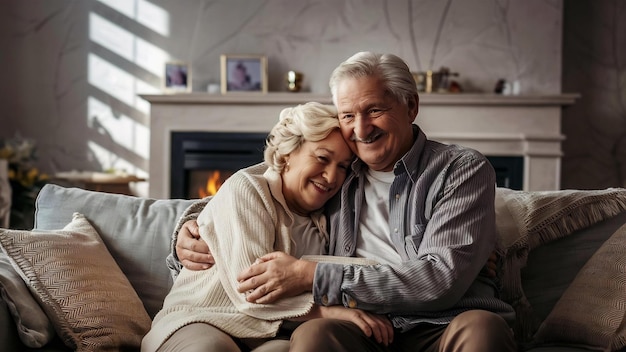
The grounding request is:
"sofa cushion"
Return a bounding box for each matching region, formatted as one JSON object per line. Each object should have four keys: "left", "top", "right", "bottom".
{"left": 531, "top": 223, "right": 626, "bottom": 350}
{"left": 495, "top": 187, "right": 626, "bottom": 343}
{"left": 0, "top": 212, "right": 152, "bottom": 351}
{"left": 33, "top": 184, "right": 196, "bottom": 318}
{"left": 0, "top": 253, "right": 54, "bottom": 347}
{"left": 522, "top": 211, "right": 626, "bottom": 325}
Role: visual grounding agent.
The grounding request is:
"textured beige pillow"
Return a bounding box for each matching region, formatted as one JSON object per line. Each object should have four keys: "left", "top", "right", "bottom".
{"left": 532, "top": 223, "right": 626, "bottom": 351}
{"left": 0, "top": 213, "right": 152, "bottom": 351}
{"left": 495, "top": 187, "right": 626, "bottom": 342}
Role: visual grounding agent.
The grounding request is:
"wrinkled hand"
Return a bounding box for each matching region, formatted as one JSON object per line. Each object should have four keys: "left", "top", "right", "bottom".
{"left": 236, "top": 251, "right": 316, "bottom": 304}
{"left": 304, "top": 305, "right": 394, "bottom": 346}
{"left": 175, "top": 220, "right": 214, "bottom": 270}
{"left": 323, "top": 306, "right": 394, "bottom": 346}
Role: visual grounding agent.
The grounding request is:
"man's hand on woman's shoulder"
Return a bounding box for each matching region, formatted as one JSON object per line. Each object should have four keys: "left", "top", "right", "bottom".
{"left": 176, "top": 220, "right": 214, "bottom": 270}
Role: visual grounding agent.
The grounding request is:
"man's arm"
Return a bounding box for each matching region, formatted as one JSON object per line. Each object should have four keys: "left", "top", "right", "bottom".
{"left": 236, "top": 251, "right": 317, "bottom": 303}
{"left": 238, "top": 249, "right": 498, "bottom": 304}
{"left": 165, "top": 198, "right": 213, "bottom": 280}
{"left": 315, "top": 152, "right": 497, "bottom": 313}
{"left": 238, "top": 151, "right": 498, "bottom": 313}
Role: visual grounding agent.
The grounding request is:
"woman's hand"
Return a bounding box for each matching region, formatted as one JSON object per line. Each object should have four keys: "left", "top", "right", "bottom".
{"left": 298, "top": 305, "right": 394, "bottom": 346}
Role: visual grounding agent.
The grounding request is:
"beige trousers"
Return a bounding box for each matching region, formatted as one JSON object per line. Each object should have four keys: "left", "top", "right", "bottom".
{"left": 156, "top": 323, "right": 290, "bottom": 352}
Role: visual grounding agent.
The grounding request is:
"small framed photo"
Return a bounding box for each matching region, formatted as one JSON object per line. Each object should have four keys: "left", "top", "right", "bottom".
{"left": 164, "top": 61, "right": 191, "bottom": 92}
{"left": 221, "top": 55, "right": 268, "bottom": 94}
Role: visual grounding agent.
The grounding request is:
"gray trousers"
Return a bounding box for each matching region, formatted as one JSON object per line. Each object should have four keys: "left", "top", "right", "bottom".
{"left": 290, "top": 310, "right": 516, "bottom": 352}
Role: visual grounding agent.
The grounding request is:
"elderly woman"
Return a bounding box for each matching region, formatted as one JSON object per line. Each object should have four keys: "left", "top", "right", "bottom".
{"left": 142, "top": 102, "right": 392, "bottom": 352}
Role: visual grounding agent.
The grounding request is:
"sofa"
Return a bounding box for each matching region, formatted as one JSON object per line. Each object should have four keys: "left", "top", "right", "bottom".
{"left": 0, "top": 183, "right": 625, "bottom": 351}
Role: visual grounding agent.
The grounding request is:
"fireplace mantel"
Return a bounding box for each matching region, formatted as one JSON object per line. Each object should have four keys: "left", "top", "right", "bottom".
{"left": 141, "top": 92, "right": 578, "bottom": 198}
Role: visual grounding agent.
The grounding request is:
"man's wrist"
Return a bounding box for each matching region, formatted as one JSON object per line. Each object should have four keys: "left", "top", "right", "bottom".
{"left": 299, "top": 259, "right": 317, "bottom": 293}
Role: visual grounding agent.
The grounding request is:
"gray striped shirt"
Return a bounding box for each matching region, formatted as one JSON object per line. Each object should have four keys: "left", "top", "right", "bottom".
{"left": 315, "top": 126, "right": 515, "bottom": 332}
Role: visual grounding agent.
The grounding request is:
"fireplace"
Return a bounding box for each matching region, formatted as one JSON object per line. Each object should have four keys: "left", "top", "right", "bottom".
{"left": 488, "top": 156, "right": 523, "bottom": 190}
{"left": 170, "top": 132, "right": 266, "bottom": 198}
{"left": 143, "top": 92, "right": 578, "bottom": 198}
{"left": 170, "top": 131, "right": 524, "bottom": 199}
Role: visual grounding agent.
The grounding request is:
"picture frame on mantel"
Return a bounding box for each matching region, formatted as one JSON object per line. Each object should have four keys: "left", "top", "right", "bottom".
{"left": 164, "top": 61, "right": 191, "bottom": 93}
{"left": 221, "top": 54, "right": 268, "bottom": 94}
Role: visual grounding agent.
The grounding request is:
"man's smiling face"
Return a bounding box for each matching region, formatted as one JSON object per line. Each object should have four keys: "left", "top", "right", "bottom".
{"left": 335, "top": 75, "right": 417, "bottom": 172}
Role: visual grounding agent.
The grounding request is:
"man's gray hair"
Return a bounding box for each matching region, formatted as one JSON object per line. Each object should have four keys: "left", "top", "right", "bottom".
{"left": 329, "top": 51, "right": 418, "bottom": 106}
{"left": 264, "top": 102, "right": 340, "bottom": 172}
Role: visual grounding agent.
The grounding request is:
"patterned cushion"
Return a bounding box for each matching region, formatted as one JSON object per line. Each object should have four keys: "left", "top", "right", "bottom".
{"left": 0, "top": 213, "right": 151, "bottom": 351}
{"left": 495, "top": 187, "right": 626, "bottom": 343}
{"left": 533, "top": 223, "right": 626, "bottom": 350}
{"left": 34, "top": 184, "right": 196, "bottom": 318}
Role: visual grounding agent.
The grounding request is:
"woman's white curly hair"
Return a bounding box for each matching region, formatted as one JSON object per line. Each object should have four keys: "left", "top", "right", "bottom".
{"left": 264, "top": 102, "right": 340, "bottom": 173}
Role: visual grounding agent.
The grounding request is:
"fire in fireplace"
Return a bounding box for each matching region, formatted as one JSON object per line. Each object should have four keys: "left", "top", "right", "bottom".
{"left": 170, "top": 132, "right": 267, "bottom": 199}
{"left": 195, "top": 170, "right": 231, "bottom": 198}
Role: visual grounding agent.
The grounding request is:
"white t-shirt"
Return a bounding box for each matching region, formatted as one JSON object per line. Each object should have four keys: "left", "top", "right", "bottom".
{"left": 355, "top": 169, "right": 402, "bottom": 264}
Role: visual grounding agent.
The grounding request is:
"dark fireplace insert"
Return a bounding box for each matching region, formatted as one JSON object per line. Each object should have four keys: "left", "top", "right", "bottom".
{"left": 170, "top": 132, "right": 523, "bottom": 199}
{"left": 170, "top": 132, "right": 267, "bottom": 199}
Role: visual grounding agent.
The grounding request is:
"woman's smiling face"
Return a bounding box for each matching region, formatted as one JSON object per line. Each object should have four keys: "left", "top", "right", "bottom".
{"left": 281, "top": 129, "right": 354, "bottom": 215}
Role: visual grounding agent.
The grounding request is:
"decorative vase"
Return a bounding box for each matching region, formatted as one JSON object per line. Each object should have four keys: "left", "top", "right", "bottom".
{"left": 0, "top": 159, "right": 11, "bottom": 228}
{"left": 285, "top": 71, "right": 304, "bottom": 92}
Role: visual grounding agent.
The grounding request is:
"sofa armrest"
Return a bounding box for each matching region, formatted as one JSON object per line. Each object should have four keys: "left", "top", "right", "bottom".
{"left": 0, "top": 252, "right": 55, "bottom": 348}
{"left": 0, "top": 296, "right": 22, "bottom": 351}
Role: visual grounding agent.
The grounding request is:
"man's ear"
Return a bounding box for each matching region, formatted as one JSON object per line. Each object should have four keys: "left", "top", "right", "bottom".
{"left": 407, "top": 94, "right": 419, "bottom": 121}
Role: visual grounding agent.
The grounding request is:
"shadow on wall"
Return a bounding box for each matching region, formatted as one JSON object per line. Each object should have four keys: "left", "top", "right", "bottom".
{"left": 616, "top": 134, "right": 626, "bottom": 188}
{"left": 561, "top": 0, "right": 626, "bottom": 190}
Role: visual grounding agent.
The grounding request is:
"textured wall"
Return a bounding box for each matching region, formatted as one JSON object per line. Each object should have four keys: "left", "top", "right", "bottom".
{"left": 561, "top": 0, "right": 626, "bottom": 189}
{"left": 5, "top": 0, "right": 617, "bottom": 195}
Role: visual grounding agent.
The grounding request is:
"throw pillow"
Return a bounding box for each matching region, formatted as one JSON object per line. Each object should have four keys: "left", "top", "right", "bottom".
{"left": 0, "top": 212, "right": 152, "bottom": 351}
{"left": 34, "top": 183, "right": 197, "bottom": 318}
{"left": 495, "top": 187, "right": 626, "bottom": 343}
{"left": 0, "top": 253, "right": 55, "bottom": 347}
{"left": 533, "top": 223, "right": 626, "bottom": 351}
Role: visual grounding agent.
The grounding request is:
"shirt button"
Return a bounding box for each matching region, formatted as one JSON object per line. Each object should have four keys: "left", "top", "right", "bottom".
{"left": 344, "top": 245, "right": 350, "bottom": 252}
{"left": 394, "top": 228, "right": 398, "bottom": 233}
{"left": 322, "top": 295, "right": 329, "bottom": 305}
{"left": 348, "top": 298, "right": 357, "bottom": 308}
{"left": 395, "top": 194, "right": 400, "bottom": 200}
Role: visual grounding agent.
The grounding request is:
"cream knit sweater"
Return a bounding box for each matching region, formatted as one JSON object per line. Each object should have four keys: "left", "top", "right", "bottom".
{"left": 142, "top": 164, "right": 327, "bottom": 351}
